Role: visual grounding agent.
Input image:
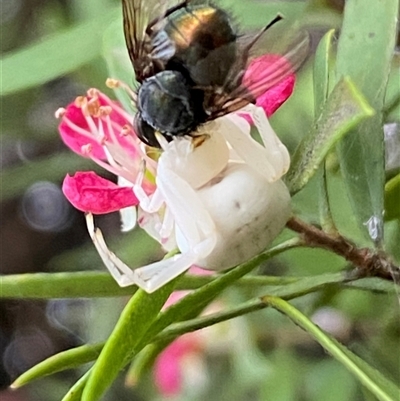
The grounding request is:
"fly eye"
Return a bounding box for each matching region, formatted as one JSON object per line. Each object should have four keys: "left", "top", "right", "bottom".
{"left": 135, "top": 114, "right": 161, "bottom": 148}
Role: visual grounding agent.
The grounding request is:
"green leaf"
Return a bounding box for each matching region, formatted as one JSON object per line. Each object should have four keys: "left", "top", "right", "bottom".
{"left": 2, "top": 268, "right": 398, "bottom": 300}
{"left": 0, "top": 272, "right": 149, "bottom": 299}
{"left": 0, "top": 240, "right": 298, "bottom": 300}
{"left": 0, "top": 272, "right": 293, "bottom": 299}
{"left": 117, "top": 240, "right": 301, "bottom": 392}
{"left": 61, "top": 371, "right": 91, "bottom": 401}
{"left": 118, "top": 239, "right": 301, "bottom": 339}
{"left": 335, "top": 0, "right": 399, "bottom": 245}
{"left": 313, "top": 29, "right": 338, "bottom": 234}
{"left": 313, "top": 29, "right": 336, "bottom": 116}
{"left": 149, "top": 273, "right": 347, "bottom": 342}
{"left": 0, "top": 152, "right": 98, "bottom": 202}
{"left": 385, "top": 174, "right": 400, "bottom": 221}
{"left": 7, "top": 267, "right": 339, "bottom": 390}
{"left": 2, "top": 8, "right": 119, "bottom": 95}
{"left": 125, "top": 341, "right": 170, "bottom": 387}
{"left": 9, "top": 272, "right": 398, "bottom": 388}
{"left": 81, "top": 282, "right": 176, "bottom": 401}
{"left": 286, "top": 77, "right": 374, "bottom": 194}
{"left": 264, "top": 296, "right": 400, "bottom": 401}
{"left": 11, "top": 344, "right": 102, "bottom": 388}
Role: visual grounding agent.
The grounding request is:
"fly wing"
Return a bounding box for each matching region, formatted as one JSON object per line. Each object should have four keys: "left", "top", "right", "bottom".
{"left": 207, "top": 26, "right": 310, "bottom": 117}
{"left": 122, "top": 0, "right": 183, "bottom": 82}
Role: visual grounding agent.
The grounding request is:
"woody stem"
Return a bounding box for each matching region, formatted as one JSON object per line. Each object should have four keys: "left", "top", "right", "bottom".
{"left": 286, "top": 216, "right": 400, "bottom": 282}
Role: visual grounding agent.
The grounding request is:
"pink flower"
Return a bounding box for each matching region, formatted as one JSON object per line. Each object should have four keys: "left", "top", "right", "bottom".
{"left": 154, "top": 333, "right": 203, "bottom": 396}
{"left": 56, "top": 87, "right": 156, "bottom": 214}
{"left": 57, "top": 60, "right": 294, "bottom": 214}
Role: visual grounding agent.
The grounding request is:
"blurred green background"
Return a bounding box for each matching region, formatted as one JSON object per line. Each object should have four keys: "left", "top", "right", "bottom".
{"left": 1, "top": 0, "right": 399, "bottom": 400}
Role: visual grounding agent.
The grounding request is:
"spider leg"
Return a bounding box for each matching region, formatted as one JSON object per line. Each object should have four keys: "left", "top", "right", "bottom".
{"left": 160, "top": 206, "right": 174, "bottom": 240}
{"left": 241, "top": 104, "right": 290, "bottom": 177}
{"left": 133, "top": 159, "right": 217, "bottom": 293}
{"left": 133, "top": 161, "right": 164, "bottom": 213}
{"left": 220, "top": 113, "right": 280, "bottom": 182}
{"left": 86, "top": 213, "right": 136, "bottom": 287}
{"left": 133, "top": 236, "right": 215, "bottom": 293}
{"left": 157, "top": 157, "right": 216, "bottom": 243}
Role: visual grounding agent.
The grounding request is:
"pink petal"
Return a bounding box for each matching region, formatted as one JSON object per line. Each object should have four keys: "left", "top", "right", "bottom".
{"left": 154, "top": 335, "right": 201, "bottom": 396}
{"left": 62, "top": 172, "right": 139, "bottom": 214}
{"left": 256, "top": 74, "right": 295, "bottom": 116}
{"left": 189, "top": 266, "right": 213, "bottom": 276}
{"left": 59, "top": 93, "right": 137, "bottom": 159}
{"left": 59, "top": 103, "right": 107, "bottom": 159}
{"left": 154, "top": 344, "right": 183, "bottom": 396}
{"left": 242, "top": 54, "right": 296, "bottom": 117}
{"left": 97, "top": 93, "right": 141, "bottom": 159}
{"left": 164, "top": 291, "right": 189, "bottom": 309}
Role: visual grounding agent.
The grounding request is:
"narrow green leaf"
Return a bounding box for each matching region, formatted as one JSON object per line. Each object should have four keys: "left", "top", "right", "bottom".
{"left": 125, "top": 341, "right": 170, "bottom": 387}
{"left": 135, "top": 239, "right": 301, "bottom": 348}
{"left": 264, "top": 296, "right": 400, "bottom": 401}
{"left": 335, "top": 0, "right": 399, "bottom": 244}
{"left": 0, "top": 240, "right": 298, "bottom": 300}
{"left": 81, "top": 282, "right": 176, "bottom": 401}
{"left": 2, "top": 268, "right": 397, "bottom": 300}
{"left": 313, "top": 29, "right": 339, "bottom": 234}
{"left": 385, "top": 174, "right": 400, "bottom": 221}
{"left": 0, "top": 152, "right": 97, "bottom": 202}
{"left": 9, "top": 271, "right": 397, "bottom": 389}
{"left": 126, "top": 267, "right": 348, "bottom": 386}
{"left": 61, "top": 370, "right": 91, "bottom": 401}
{"left": 314, "top": 29, "right": 336, "bottom": 116}
{"left": 0, "top": 272, "right": 160, "bottom": 299}
{"left": 2, "top": 9, "right": 119, "bottom": 95}
{"left": 286, "top": 77, "right": 374, "bottom": 194}
{"left": 114, "top": 240, "right": 302, "bottom": 389}
{"left": 11, "top": 344, "right": 102, "bottom": 388}
{"left": 7, "top": 268, "right": 339, "bottom": 390}
{"left": 0, "top": 272, "right": 294, "bottom": 299}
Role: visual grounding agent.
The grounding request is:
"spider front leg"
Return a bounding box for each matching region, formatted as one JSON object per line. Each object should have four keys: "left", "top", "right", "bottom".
{"left": 131, "top": 157, "right": 177, "bottom": 242}
{"left": 220, "top": 105, "right": 290, "bottom": 182}
{"left": 86, "top": 213, "right": 136, "bottom": 287}
{"left": 133, "top": 235, "right": 215, "bottom": 293}
{"left": 133, "top": 162, "right": 165, "bottom": 213}
{"left": 132, "top": 161, "right": 218, "bottom": 293}
{"left": 242, "top": 104, "right": 290, "bottom": 176}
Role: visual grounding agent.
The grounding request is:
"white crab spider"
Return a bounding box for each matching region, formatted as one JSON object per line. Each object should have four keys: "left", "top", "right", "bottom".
{"left": 86, "top": 104, "right": 291, "bottom": 293}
